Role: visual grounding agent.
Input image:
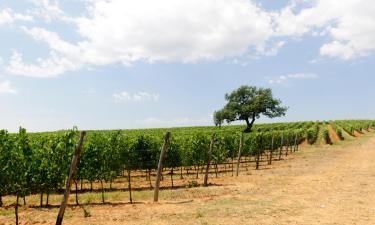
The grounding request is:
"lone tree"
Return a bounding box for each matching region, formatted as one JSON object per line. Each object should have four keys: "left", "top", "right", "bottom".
{"left": 214, "top": 85, "right": 287, "bottom": 133}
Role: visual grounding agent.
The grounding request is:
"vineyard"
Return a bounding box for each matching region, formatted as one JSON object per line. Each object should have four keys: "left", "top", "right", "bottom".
{"left": 1, "top": 120, "right": 375, "bottom": 223}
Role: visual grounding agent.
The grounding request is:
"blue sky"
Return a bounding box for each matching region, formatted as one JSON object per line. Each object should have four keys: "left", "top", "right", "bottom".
{"left": 0, "top": 0, "right": 375, "bottom": 132}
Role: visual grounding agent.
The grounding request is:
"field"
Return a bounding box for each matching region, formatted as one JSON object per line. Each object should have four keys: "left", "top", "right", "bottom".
{"left": 1, "top": 120, "right": 375, "bottom": 224}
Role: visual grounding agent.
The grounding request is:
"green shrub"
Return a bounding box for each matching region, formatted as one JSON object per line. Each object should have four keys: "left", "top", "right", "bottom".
{"left": 322, "top": 128, "right": 331, "bottom": 144}
{"left": 187, "top": 180, "right": 199, "bottom": 188}
{"left": 306, "top": 126, "right": 318, "bottom": 145}
{"left": 336, "top": 128, "right": 344, "bottom": 140}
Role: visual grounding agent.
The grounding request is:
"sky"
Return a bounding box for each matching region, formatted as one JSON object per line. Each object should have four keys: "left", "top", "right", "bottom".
{"left": 0, "top": 0, "right": 375, "bottom": 132}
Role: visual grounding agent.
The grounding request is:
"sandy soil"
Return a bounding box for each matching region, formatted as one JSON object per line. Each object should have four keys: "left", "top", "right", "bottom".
{"left": 327, "top": 124, "right": 340, "bottom": 142}
{"left": 354, "top": 130, "right": 363, "bottom": 137}
{"left": 1, "top": 133, "right": 375, "bottom": 225}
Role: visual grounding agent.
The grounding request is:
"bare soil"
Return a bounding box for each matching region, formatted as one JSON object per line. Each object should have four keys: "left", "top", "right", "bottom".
{"left": 353, "top": 130, "right": 363, "bottom": 137}
{"left": 327, "top": 124, "right": 340, "bottom": 142}
{"left": 1, "top": 133, "right": 375, "bottom": 225}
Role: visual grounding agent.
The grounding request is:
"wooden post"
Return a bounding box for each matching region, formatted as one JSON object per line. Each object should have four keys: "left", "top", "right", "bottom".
{"left": 74, "top": 180, "right": 79, "bottom": 206}
{"left": 296, "top": 134, "right": 300, "bottom": 151}
{"left": 268, "top": 135, "right": 274, "bottom": 165}
{"left": 127, "top": 170, "right": 132, "bottom": 204}
{"left": 255, "top": 136, "right": 262, "bottom": 170}
{"left": 15, "top": 196, "right": 19, "bottom": 225}
{"left": 56, "top": 131, "right": 86, "bottom": 225}
{"left": 153, "top": 132, "right": 171, "bottom": 203}
{"left": 204, "top": 133, "right": 216, "bottom": 187}
{"left": 236, "top": 133, "right": 244, "bottom": 176}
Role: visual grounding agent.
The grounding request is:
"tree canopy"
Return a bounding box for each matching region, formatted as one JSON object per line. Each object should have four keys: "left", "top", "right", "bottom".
{"left": 214, "top": 85, "right": 288, "bottom": 133}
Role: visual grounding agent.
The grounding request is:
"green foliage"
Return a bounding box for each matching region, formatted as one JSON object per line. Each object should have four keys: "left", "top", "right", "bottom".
{"left": 0, "top": 119, "right": 374, "bottom": 204}
{"left": 187, "top": 180, "right": 199, "bottom": 188}
{"left": 306, "top": 123, "right": 319, "bottom": 145}
{"left": 336, "top": 128, "right": 344, "bottom": 140}
{"left": 214, "top": 85, "right": 287, "bottom": 132}
{"left": 322, "top": 128, "right": 331, "bottom": 144}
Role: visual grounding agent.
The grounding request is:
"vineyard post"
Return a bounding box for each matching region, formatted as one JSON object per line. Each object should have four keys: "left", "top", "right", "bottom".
{"left": 285, "top": 134, "right": 289, "bottom": 157}
{"left": 293, "top": 134, "right": 298, "bottom": 152}
{"left": 255, "top": 136, "right": 262, "bottom": 170}
{"left": 236, "top": 132, "right": 244, "bottom": 176}
{"left": 153, "top": 132, "right": 171, "bottom": 203}
{"left": 127, "top": 170, "right": 132, "bottom": 204}
{"left": 56, "top": 131, "right": 86, "bottom": 225}
{"left": 15, "top": 196, "right": 19, "bottom": 225}
{"left": 269, "top": 135, "right": 274, "bottom": 165}
{"left": 296, "top": 134, "right": 299, "bottom": 151}
{"left": 204, "top": 133, "right": 216, "bottom": 187}
{"left": 279, "top": 134, "right": 284, "bottom": 160}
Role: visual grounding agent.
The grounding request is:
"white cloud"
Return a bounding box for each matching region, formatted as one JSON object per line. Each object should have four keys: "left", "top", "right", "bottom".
{"left": 75, "top": 0, "right": 274, "bottom": 63}
{"left": 275, "top": 0, "right": 375, "bottom": 60}
{"left": 268, "top": 72, "right": 318, "bottom": 85}
{"left": 6, "top": 50, "right": 78, "bottom": 78}
{"left": 4, "top": 27, "right": 83, "bottom": 78}
{"left": 4, "top": 0, "right": 375, "bottom": 78}
{"left": 29, "top": 0, "right": 74, "bottom": 23}
{"left": 113, "top": 91, "right": 159, "bottom": 103}
{"left": 0, "top": 8, "right": 33, "bottom": 25}
{"left": 0, "top": 81, "right": 18, "bottom": 94}
{"left": 5, "top": 0, "right": 278, "bottom": 77}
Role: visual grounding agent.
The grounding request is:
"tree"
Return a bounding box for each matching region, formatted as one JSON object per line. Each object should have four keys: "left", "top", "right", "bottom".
{"left": 214, "top": 86, "right": 287, "bottom": 133}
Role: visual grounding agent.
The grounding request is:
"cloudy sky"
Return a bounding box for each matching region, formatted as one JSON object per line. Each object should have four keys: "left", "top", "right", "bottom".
{"left": 1, "top": 0, "right": 375, "bottom": 132}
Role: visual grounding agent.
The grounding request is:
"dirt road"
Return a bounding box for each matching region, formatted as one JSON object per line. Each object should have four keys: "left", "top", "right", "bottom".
{"left": 2, "top": 133, "right": 375, "bottom": 225}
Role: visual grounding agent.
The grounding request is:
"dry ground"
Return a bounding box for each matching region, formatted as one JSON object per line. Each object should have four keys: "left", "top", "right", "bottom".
{"left": 1, "top": 131, "right": 375, "bottom": 225}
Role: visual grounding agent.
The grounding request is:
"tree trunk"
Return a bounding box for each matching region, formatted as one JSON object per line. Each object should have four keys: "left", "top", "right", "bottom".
{"left": 244, "top": 116, "right": 256, "bottom": 133}
{"left": 0, "top": 195, "right": 3, "bottom": 207}
{"left": 90, "top": 181, "right": 93, "bottom": 192}
{"left": 23, "top": 196, "right": 26, "bottom": 206}
{"left": 180, "top": 166, "right": 183, "bottom": 179}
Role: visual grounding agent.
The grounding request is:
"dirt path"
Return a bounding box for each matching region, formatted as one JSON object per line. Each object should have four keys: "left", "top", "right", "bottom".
{"left": 2, "top": 133, "right": 375, "bottom": 225}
